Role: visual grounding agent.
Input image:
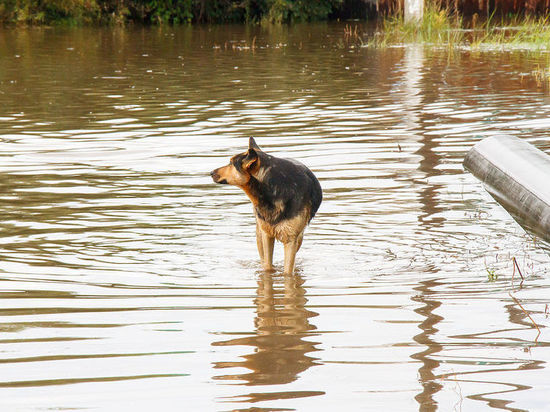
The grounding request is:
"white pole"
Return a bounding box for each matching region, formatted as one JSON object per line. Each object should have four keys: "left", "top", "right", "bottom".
{"left": 404, "top": 0, "right": 424, "bottom": 22}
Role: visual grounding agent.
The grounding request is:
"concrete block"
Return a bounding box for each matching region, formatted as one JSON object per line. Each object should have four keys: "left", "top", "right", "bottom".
{"left": 463, "top": 134, "right": 550, "bottom": 240}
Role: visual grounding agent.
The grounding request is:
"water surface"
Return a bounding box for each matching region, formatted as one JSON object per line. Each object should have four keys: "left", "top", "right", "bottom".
{"left": 1, "top": 24, "right": 550, "bottom": 411}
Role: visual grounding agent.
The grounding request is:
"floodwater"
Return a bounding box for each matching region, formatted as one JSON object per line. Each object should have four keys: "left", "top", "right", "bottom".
{"left": 1, "top": 24, "right": 550, "bottom": 411}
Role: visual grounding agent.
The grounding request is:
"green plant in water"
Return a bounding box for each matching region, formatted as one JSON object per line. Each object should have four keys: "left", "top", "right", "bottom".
{"left": 373, "top": 2, "right": 464, "bottom": 46}
{"left": 486, "top": 267, "right": 499, "bottom": 281}
{"left": 476, "top": 15, "right": 550, "bottom": 48}
{"left": 372, "top": 4, "right": 550, "bottom": 48}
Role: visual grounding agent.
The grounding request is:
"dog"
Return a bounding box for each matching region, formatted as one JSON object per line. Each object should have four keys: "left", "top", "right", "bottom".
{"left": 210, "top": 138, "right": 322, "bottom": 275}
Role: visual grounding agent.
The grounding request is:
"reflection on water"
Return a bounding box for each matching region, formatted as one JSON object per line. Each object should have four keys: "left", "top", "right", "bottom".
{"left": 213, "top": 273, "right": 322, "bottom": 401}
{"left": 412, "top": 279, "right": 444, "bottom": 411}
{"left": 405, "top": 45, "right": 445, "bottom": 411}
{"left": 1, "top": 24, "right": 550, "bottom": 411}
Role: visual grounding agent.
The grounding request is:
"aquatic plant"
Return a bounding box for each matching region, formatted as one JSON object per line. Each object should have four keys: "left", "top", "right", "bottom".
{"left": 372, "top": 2, "right": 465, "bottom": 45}
{"left": 486, "top": 267, "right": 499, "bottom": 281}
{"left": 367, "top": 3, "right": 550, "bottom": 48}
{"left": 476, "top": 15, "right": 550, "bottom": 47}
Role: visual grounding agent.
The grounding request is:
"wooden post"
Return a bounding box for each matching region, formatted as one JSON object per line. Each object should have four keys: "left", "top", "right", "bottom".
{"left": 404, "top": 0, "right": 424, "bottom": 22}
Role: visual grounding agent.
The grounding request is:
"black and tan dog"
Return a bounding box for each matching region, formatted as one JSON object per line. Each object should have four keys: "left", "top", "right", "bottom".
{"left": 211, "top": 138, "right": 322, "bottom": 275}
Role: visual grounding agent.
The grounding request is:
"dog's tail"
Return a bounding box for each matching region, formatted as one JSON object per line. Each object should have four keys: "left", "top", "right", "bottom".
{"left": 308, "top": 170, "right": 322, "bottom": 222}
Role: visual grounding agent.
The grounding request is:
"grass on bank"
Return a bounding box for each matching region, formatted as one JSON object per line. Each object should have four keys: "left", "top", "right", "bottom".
{"left": 367, "top": 4, "right": 550, "bottom": 48}
{"left": 373, "top": 2, "right": 464, "bottom": 45}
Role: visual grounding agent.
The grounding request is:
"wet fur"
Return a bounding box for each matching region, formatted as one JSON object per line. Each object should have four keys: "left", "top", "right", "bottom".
{"left": 211, "top": 138, "right": 322, "bottom": 274}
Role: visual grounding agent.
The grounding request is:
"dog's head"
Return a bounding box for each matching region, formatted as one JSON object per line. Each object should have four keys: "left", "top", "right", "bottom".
{"left": 211, "top": 137, "right": 263, "bottom": 186}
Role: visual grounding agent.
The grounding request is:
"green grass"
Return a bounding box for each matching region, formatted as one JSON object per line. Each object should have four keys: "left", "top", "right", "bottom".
{"left": 486, "top": 267, "right": 499, "bottom": 282}
{"left": 370, "top": 5, "right": 550, "bottom": 48}
{"left": 474, "top": 15, "right": 550, "bottom": 47}
{"left": 371, "top": 3, "right": 464, "bottom": 46}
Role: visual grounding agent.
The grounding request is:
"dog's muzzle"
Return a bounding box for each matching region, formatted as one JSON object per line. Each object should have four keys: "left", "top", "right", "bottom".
{"left": 210, "top": 170, "right": 227, "bottom": 184}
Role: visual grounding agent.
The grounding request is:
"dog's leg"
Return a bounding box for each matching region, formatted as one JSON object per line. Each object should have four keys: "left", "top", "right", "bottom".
{"left": 261, "top": 231, "right": 275, "bottom": 271}
{"left": 296, "top": 231, "right": 304, "bottom": 252}
{"left": 256, "top": 222, "right": 265, "bottom": 262}
{"left": 283, "top": 238, "right": 299, "bottom": 275}
{"left": 256, "top": 221, "right": 274, "bottom": 271}
{"left": 283, "top": 227, "right": 306, "bottom": 274}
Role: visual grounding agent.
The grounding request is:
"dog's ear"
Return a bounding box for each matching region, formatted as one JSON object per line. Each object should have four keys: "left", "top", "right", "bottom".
{"left": 249, "top": 137, "right": 262, "bottom": 152}
{"left": 243, "top": 148, "right": 260, "bottom": 172}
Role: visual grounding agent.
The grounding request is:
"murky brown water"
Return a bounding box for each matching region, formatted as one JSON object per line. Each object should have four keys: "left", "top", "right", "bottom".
{"left": 1, "top": 24, "right": 550, "bottom": 411}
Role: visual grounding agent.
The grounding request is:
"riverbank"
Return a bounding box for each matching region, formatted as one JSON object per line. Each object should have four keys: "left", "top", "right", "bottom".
{"left": 0, "top": 0, "right": 346, "bottom": 25}
{"left": 3, "top": 0, "right": 550, "bottom": 27}
{"left": 3, "top": 0, "right": 550, "bottom": 49}
{"left": 367, "top": 8, "right": 550, "bottom": 48}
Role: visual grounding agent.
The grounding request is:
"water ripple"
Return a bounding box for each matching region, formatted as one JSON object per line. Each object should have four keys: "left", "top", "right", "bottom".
{"left": 0, "top": 24, "right": 550, "bottom": 412}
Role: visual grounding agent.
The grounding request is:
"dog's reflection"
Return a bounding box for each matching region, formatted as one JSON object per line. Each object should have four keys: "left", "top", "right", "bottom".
{"left": 213, "top": 272, "right": 320, "bottom": 386}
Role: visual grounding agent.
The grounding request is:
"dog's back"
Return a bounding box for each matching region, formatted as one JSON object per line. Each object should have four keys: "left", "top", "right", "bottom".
{"left": 259, "top": 155, "right": 322, "bottom": 225}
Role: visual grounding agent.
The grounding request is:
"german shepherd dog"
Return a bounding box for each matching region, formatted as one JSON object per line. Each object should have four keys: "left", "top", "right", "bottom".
{"left": 210, "top": 138, "right": 322, "bottom": 275}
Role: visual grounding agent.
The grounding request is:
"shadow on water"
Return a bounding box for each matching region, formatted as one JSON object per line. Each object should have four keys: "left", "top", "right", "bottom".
{"left": 411, "top": 115, "right": 445, "bottom": 410}
{"left": 212, "top": 272, "right": 323, "bottom": 404}
{"left": 411, "top": 278, "right": 444, "bottom": 412}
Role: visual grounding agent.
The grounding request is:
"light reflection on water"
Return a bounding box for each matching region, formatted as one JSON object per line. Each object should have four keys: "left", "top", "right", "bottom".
{"left": 1, "top": 24, "right": 550, "bottom": 411}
